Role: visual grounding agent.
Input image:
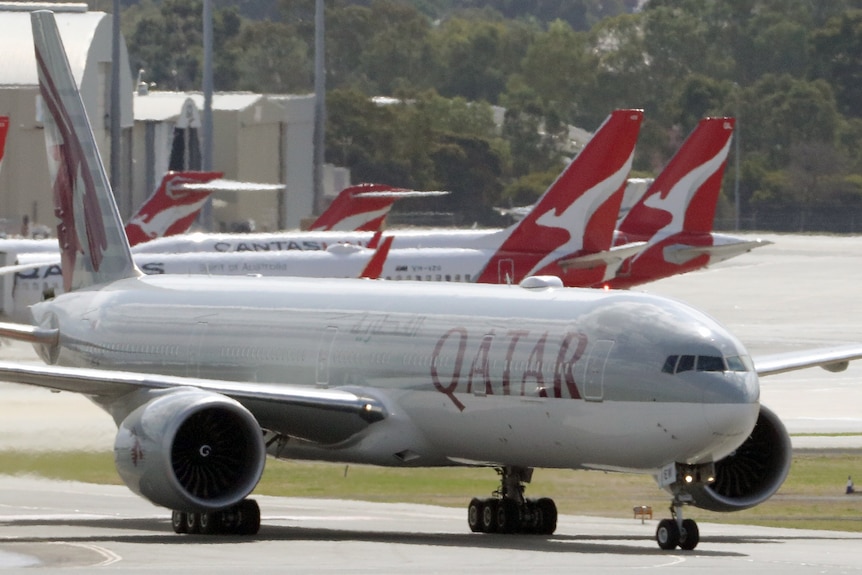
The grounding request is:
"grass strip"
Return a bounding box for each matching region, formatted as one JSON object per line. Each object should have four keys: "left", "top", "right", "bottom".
{"left": 2, "top": 450, "right": 860, "bottom": 532}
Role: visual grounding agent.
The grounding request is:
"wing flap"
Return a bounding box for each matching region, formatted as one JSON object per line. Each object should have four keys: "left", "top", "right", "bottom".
{"left": 754, "top": 345, "right": 862, "bottom": 377}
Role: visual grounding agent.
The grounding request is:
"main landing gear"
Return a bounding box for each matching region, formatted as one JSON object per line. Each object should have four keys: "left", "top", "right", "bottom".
{"left": 171, "top": 499, "right": 261, "bottom": 536}
{"left": 655, "top": 501, "right": 699, "bottom": 550}
{"left": 467, "top": 466, "right": 557, "bottom": 535}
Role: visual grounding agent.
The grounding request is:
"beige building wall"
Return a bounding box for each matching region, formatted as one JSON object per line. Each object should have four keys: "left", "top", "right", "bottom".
{"left": 0, "top": 7, "right": 134, "bottom": 236}
{"left": 0, "top": 88, "right": 49, "bottom": 235}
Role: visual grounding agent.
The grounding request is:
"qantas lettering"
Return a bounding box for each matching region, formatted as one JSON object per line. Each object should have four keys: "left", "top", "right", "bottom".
{"left": 212, "top": 240, "right": 369, "bottom": 253}
{"left": 213, "top": 240, "right": 327, "bottom": 252}
{"left": 431, "top": 328, "right": 588, "bottom": 411}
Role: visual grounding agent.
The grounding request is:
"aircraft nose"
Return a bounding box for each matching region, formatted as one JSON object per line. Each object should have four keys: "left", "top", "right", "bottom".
{"left": 703, "top": 372, "right": 760, "bottom": 440}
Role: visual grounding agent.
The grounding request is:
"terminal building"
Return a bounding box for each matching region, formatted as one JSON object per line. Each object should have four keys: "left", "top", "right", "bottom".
{"left": 0, "top": 2, "right": 325, "bottom": 236}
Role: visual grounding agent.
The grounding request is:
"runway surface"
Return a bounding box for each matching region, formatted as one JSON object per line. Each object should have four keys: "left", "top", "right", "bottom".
{"left": 0, "top": 233, "right": 861, "bottom": 571}
{"left": 1, "top": 476, "right": 861, "bottom": 574}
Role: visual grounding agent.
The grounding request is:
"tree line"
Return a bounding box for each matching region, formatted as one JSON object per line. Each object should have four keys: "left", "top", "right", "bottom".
{"left": 117, "top": 0, "right": 862, "bottom": 231}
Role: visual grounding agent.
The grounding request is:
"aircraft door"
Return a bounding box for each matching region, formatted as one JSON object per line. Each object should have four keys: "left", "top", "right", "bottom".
{"left": 498, "top": 259, "right": 515, "bottom": 284}
{"left": 584, "top": 339, "right": 614, "bottom": 402}
{"left": 316, "top": 326, "right": 338, "bottom": 387}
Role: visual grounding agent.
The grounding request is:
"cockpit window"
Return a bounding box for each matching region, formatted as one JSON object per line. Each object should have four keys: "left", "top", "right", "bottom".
{"left": 726, "top": 355, "right": 754, "bottom": 372}
{"left": 662, "top": 355, "right": 678, "bottom": 374}
{"left": 696, "top": 355, "right": 725, "bottom": 372}
{"left": 676, "top": 355, "right": 695, "bottom": 373}
{"left": 662, "top": 354, "right": 754, "bottom": 375}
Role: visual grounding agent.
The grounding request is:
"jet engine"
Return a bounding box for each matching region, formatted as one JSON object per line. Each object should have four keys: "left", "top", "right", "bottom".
{"left": 676, "top": 404, "right": 792, "bottom": 512}
{"left": 114, "top": 388, "right": 265, "bottom": 512}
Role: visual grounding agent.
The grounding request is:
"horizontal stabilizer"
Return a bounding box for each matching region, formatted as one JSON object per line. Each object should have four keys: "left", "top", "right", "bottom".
{"left": 663, "top": 239, "right": 773, "bottom": 265}
{"left": 558, "top": 242, "right": 648, "bottom": 271}
{"left": 0, "top": 321, "right": 58, "bottom": 345}
{"left": 177, "top": 179, "right": 286, "bottom": 193}
{"left": 0, "top": 261, "right": 54, "bottom": 277}
{"left": 355, "top": 190, "right": 449, "bottom": 199}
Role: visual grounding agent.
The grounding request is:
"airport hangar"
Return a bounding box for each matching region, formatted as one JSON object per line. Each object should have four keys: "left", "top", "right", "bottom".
{"left": 0, "top": 2, "right": 340, "bottom": 235}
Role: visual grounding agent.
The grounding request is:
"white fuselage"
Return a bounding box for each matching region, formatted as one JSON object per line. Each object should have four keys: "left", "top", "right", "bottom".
{"left": 32, "top": 275, "right": 760, "bottom": 473}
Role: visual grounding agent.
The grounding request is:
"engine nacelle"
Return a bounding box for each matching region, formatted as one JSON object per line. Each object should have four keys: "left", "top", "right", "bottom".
{"left": 114, "top": 388, "right": 266, "bottom": 512}
{"left": 676, "top": 404, "right": 792, "bottom": 512}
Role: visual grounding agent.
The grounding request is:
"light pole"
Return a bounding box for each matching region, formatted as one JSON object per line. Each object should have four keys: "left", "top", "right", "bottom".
{"left": 313, "top": 0, "right": 326, "bottom": 216}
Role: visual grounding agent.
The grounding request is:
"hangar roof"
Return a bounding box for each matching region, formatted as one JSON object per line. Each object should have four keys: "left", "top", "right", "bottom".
{"left": 0, "top": 8, "right": 102, "bottom": 87}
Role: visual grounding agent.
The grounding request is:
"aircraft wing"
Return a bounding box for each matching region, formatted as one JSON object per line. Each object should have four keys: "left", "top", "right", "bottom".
{"left": 0, "top": 360, "right": 385, "bottom": 444}
{"left": 754, "top": 344, "right": 862, "bottom": 376}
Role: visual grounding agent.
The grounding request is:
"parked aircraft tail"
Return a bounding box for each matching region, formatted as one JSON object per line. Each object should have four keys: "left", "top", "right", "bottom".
{"left": 125, "top": 171, "right": 223, "bottom": 246}
{"left": 310, "top": 184, "right": 449, "bottom": 232}
{"left": 0, "top": 116, "right": 8, "bottom": 174}
{"left": 475, "top": 109, "right": 643, "bottom": 283}
{"left": 619, "top": 117, "right": 735, "bottom": 240}
{"left": 32, "top": 10, "right": 140, "bottom": 292}
{"left": 358, "top": 235, "right": 394, "bottom": 279}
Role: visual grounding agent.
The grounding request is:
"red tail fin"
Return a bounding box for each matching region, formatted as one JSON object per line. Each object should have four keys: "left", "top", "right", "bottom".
{"left": 475, "top": 109, "right": 644, "bottom": 283}
{"left": 310, "top": 184, "right": 398, "bottom": 231}
{"left": 0, "top": 116, "right": 8, "bottom": 169}
{"left": 619, "top": 118, "right": 735, "bottom": 239}
{"left": 124, "top": 171, "right": 223, "bottom": 246}
{"left": 359, "top": 235, "right": 394, "bottom": 279}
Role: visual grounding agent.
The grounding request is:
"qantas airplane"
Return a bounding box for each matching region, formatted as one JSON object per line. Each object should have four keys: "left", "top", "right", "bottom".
{"left": 1, "top": 108, "right": 645, "bottom": 320}
{"left": 601, "top": 118, "right": 770, "bottom": 289}
{"left": 1, "top": 113, "right": 750, "bottom": 320}
{"left": 309, "top": 183, "right": 449, "bottom": 232}
{"left": 4, "top": 11, "right": 862, "bottom": 551}
{"left": 0, "top": 170, "right": 284, "bottom": 259}
{"left": 131, "top": 117, "right": 767, "bottom": 290}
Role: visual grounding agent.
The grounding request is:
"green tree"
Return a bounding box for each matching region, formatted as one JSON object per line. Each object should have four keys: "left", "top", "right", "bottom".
{"left": 233, "top": 21, "right": 312, "bottom": 93}
{"left": 126, "top": 0, "right": 242, "bottom": 90}
{"left": 810, "top": 10, "right": 862, "bottom": 119}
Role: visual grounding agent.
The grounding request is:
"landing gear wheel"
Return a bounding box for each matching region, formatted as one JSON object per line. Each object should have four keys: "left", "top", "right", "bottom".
{"left": 199, "top": 511, "right": 220, "bottom": 535}
{"left": 656, "top": 518, "right": 680, "bottom": 550}
{"left": 171, "top": 510, "right": 188, "bottom": 534}
{"left": 481, "top": 499, "right": 498, "bottom": 533}
{"left": 235, "top": 499, "right": 261, "bottom": 535}
{"left": 679, "top": 518, "right": 699, "bottom": 550}
{"left": 536, "top": 497, "right": 557, "bottom": 535}
{"left": 468, "top": 498, "right": 483, "bottom": 533}
{"left": 495, "top": 499, "right": 519, "bottom": 534}
{"left": 184, "top": 512, "right": 200, "bottom": 534}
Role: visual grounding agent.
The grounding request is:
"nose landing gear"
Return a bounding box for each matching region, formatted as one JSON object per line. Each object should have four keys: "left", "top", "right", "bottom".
{"left": 656, "top": 502, "right": 699, "bottom": 550}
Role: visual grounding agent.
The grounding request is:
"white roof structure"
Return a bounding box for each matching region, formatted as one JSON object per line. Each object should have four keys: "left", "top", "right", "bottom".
{"left": 0, "top": 6, "right": 98, "bottom": 88}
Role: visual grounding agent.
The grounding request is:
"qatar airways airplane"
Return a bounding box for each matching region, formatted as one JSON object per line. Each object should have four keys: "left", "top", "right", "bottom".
{"left": 5, "top": 12, "right": 862, "bottom": 552}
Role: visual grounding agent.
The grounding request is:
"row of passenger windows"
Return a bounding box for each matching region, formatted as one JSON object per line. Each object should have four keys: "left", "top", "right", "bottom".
{"left": 383, "top": 274, "right": 473, "bottom": 282}
{"left": 662, "top": 354, "right": 753, "bottom": 374}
